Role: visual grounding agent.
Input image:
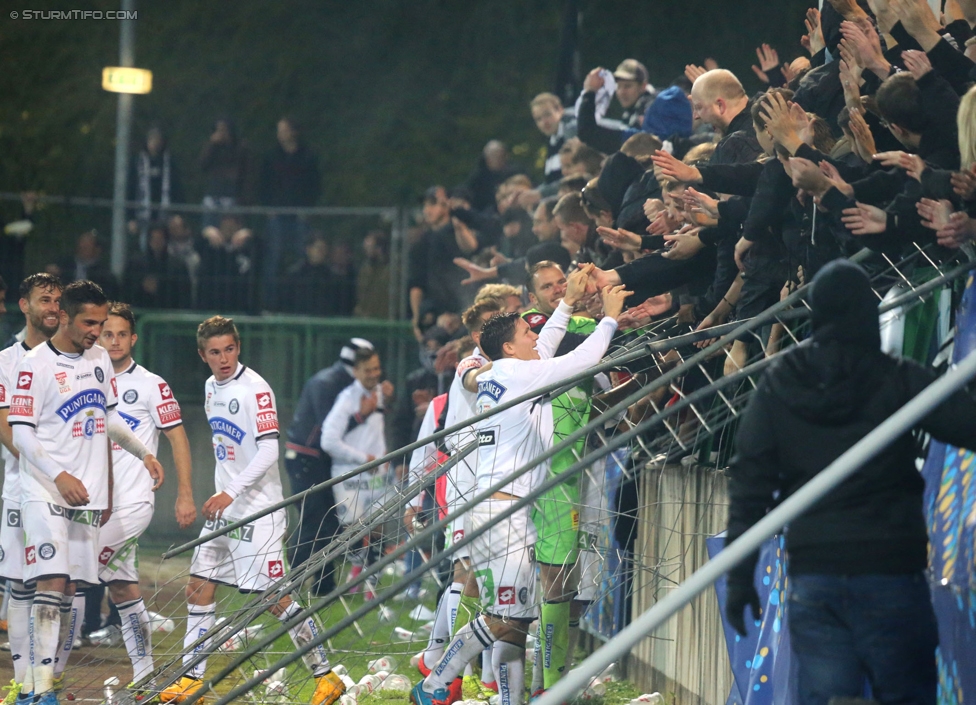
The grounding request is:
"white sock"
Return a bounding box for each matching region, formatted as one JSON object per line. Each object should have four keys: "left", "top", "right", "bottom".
{"left": 181, "top": 603, "right": 215, "bottom": 679}
{"left": 53, "top": 593, "right": 82, "bottom": 679}
{"left": 0, "top": 580, "right": 9, "bottom": 622}
{"left": 117, "top": 598, "right": 154, "bottom": 682}
{"left": 280, "top": 602, "right": 331, "bottom": 677}
{"left": 423, "top": 589, "right": 450, "bottom": 670}
{"left": 530, "top": 625, "right": 542, "bottom": 694}
{"left": 493, "top": 641, "right": 525, "bottom": 705}
{"left": 424, "top": 616, "right": 494, "bottom": 693}
{"left": 446, "top": 583, "right": 463, "bottom": 633}
{"left": 29, "top": 591, "right": 63, "bottom": 694}
{"left": 9, "top": 583, "right": 33, "bottom": 686}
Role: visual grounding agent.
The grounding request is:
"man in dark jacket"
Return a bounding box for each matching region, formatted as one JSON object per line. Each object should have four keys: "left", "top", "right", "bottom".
{"left": 577, "top": 59, "right": 656, "bottom": 155}
{"left": 259, "top": 116, "right": 321, "bottom": 310}
{"left": 285, "top": 337, "right": 374, "bottom": 596}
{"left": 725, "top": 260, "right": 976, "bottom": 705}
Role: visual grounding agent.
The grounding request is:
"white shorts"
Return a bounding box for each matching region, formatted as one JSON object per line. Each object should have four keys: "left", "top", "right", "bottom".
{"left": 190, "top": 510, "right": 287, "bottom": 593}
{"left": 21, "top": 501, "right": 101, "bottom": 586}
{"left": 0, "top": 501, "right": 24, "bottom": 581}
{"left": 466, "top": 500, "right": 537, "bottom": 620}
{"left": 576, "top": 549, "right": 601, "bottom": 602}
{"left": 333, "top": 473, "right": 392, "bottom": 526}
{"left": 97, "top": 502, "right": 153, "bottom": 583}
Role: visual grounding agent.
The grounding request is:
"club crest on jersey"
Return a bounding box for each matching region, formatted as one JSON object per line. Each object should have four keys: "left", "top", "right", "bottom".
{"left": 214, "top": 441, "right": 235, "bottom": 462}
{"left": 118, "top": 411, "right": 140, "bottom": 431}
{"left": 229, "top": 398, "right": 239, "bottom": 414}
{"left": 56, "top": 390, "right": 107, "bottom": 422}
{"left": 159, "top": 382, "right": 173, "bottom": 400}
{"left": 94, "top": 367, "right": 104, "bottom": 383}
{"left": 123, "top": 389, "right": 138, "bottom": 404}
{"left": 55, "top": 372, "right": 71, "bottom": 394}
{"left": 17, "top": 372, "right": 32, "bottom": 390}
{"left": 157, "top": 401, "right": 181, "bottom": 425}
{"left": 210, "top": 417, "right": 245, "bottom": 444}
{"left": 39, "top": 543, "right": 55, "bottom": 560}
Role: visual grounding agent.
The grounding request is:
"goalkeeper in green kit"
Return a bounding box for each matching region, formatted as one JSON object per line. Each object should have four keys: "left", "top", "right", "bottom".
{"left": 521, "top": 261, "right": 600, "bottom": 698}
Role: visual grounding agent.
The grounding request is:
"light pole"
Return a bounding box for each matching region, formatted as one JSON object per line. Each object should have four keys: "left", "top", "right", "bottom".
{"left": 104, "top": 0, "right": 147, "bottom": 278}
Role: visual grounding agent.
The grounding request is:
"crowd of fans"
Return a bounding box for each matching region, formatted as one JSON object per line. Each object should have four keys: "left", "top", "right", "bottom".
{"left": 407, "top": 0, "right": 976, "bottom": 368}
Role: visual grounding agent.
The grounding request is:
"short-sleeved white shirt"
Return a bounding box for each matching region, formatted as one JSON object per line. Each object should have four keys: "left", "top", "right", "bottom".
{"left": 8, "top": 341, "right": 118, "bottom": 510}
{"left": 204, "top": 364, "right": 283, "bottom": 517}
{"left": 112, "top": 361, "right": 183, "bottom": 508}
{"left": 0, "top": 342, "right": 31, "bottom": 503}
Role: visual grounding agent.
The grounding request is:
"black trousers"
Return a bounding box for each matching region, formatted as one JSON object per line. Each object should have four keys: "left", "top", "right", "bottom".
{"left": 285, "top": 453, "right": 341, "bottom": 596}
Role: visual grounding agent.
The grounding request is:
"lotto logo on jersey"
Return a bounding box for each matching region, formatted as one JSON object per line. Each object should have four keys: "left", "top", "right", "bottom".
{"left": 0, "top": 383, "right": 5, "bottom": 403}
{"left": 25, "top": 545, "right": 36, "bottom": 565}
{"left": 525, "top": 312, "right": 548, "bottom": 329}
{"left": 453, "top": 529, "right": 464, "bottom": 544}
{"left": 256, "top": 410, "right": 278, "bottom": 434}
{"left": 268, "top": 560, "right": 284, "bottom": 579}
{"left": 159, "top": 382, "right": 173, "bottom": 400}
{"left": 255, "top": 392, "right": 273, "bottom": 410}
{"left": 497, "top": 586, "right": 516, "bottom": 605}
{"left": 10, "top": 395, "right": 33, "bottom": 417}
{"left": 157, "top": 401, "right": 182, "bottom": 425}
{"left": 456, "top": 356, "right": 483, "bottom": 376}
{"left": 17, "top": 372, "right": 33, "bottom": 390}
{"left": 98, "top": 547, "right": 115, "bottom": 566}
{"left": 111, "top": 378, "right": 117, "bottom": 397}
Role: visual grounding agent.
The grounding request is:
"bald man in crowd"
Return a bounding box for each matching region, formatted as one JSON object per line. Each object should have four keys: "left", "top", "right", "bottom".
{"left": 689, "top": 69, "right": 761, "bottom": 165}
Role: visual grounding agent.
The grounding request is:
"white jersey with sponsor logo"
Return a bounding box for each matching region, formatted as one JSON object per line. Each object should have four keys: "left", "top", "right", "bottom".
{"left": 8, "top": 341, "right": 118, "bottom": 510}
{"left": 473, "top": 304, "right": 616, "bottom": 498}
{"left": 0, "top": 342, "right": 30, "bottom": 503}
{"left": 204, "top": 363, "right": 283, "bottom": 517}
{"left": 112, "top": 361, "right": 183, "bottom": 508}
{"left": 443, "top": 349, "right": 488, "bottom": 509}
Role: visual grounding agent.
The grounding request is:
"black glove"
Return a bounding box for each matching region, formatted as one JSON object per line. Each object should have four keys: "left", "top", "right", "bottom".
{"left": 725, "top": 580, "right": 762, "bottom": 637}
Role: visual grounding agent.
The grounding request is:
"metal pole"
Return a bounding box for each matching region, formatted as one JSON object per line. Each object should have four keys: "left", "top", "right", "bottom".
{"left": 536, "top": 348, "right": 976, "bottom": 705}
{"left": 110, "top": 0, "right": 136, "bottom": 277}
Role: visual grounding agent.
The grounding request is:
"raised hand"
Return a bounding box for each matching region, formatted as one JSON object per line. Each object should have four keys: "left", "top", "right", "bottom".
{"left": 453, "top": 257, "right": 496, "bottom": 285}
{"left": 662, "top": 227, "right": 704, "bottom": 260}
{"left": 936, "top": 211, "right": 976, "bottom": 248}
{"left": 873, "top": 150, "right": 926, "bottom": 181}
{"left": 685, "top": 64, "right": 707, "bottom": 83}
{"left": 802, "top": 8, "right": 825, "bottom": 55}
{"left": 951, "top": 166, "right": 976, "bottom": 200}
{"left": 901, "top": 49, "right": 933, "bottom": 80}
{"left": 751, "top": 43, "right": 781, "bottom": 84}
{"left": 651, "top": 150, "right": 702, "bottom": 183}
{"left": 848, "top": 110, "right": 878, "bottom": 163}
{"left": 841, "top": 202, "right": 888, "bottom": 235}
{"left": 564, "top": 263, "right": 593, "bottom": 306}
{"left": 683, "top": 187, "right": 720, "bottom": 218}
{"left": 917, "top": 198, "right": 953, "bottom": 231}
{"left": 760, "top": 92, "right": 807, "bottom": 154}
{"left": 584, "top": 67, "right": 605, "bottom": 92}
{"left": 840, "top": 20, "right": 890, "bottom": 77}
{"left": 597, "top": 226, "right": 643, "bottom": 252}
{"left": 600, "top": 284, "right": 634, "bottom": 321}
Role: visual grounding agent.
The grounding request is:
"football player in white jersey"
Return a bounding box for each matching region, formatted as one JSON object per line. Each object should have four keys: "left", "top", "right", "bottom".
{"left": 160, "top": 317, "right": 345, "bottom": 705}
{"left": 97, "top": 303, "right": 196, "bottom": 683}
{"left": 8, "top": 281, "right": 164, "bottom": 705}
{"left": 412, "top": 270, "right": 628, "bottom": 705}
{"left": 416, "top": 300, "right": 500, "bottom": 695}
{"left": 0, "top": 274, "right": 62, "bottom": 703}
{"left": 319, "top": 347, "right": 390, "bottom": 598}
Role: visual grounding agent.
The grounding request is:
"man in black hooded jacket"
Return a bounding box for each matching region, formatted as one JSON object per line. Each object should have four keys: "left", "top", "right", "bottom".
{"left": 725, "top": 260, "right": 976, "bottom": 705}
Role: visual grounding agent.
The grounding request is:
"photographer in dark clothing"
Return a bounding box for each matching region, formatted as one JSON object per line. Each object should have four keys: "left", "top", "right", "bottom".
{"left": 725, "top": 260, "right": 976, "bottom": 705}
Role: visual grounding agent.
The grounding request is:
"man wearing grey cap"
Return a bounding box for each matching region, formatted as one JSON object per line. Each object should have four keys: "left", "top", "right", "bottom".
{"left": 577, "top": 58, "right": 657, "bottom": 154}
{"left": 285, "top": 337, "right": 374, "bottom": 596}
